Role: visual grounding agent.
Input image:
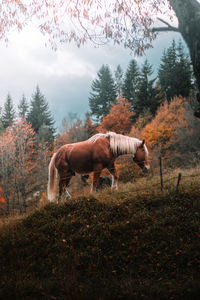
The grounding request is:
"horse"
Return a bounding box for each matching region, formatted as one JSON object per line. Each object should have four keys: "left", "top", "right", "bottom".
{"left": 47, "top": 131, "right": 150, "bottom": 202}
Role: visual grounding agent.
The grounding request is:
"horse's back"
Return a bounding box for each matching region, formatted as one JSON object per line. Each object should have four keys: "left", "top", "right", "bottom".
{"left": 55, "top": 138, "right": 112, "bottom": 174}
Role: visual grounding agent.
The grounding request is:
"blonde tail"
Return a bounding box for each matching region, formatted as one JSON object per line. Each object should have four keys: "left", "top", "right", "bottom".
{"left": 47, "top": 153, "right": 58, "bottom": 202}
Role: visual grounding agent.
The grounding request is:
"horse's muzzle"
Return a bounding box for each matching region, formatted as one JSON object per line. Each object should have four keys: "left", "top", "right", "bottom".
{"left": 142, "top": 165, "right": 150, "bottom": 174}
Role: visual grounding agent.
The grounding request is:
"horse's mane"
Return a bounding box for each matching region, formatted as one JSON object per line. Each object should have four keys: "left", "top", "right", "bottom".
{"left": 88, "top": 132, "right": 148, "bottom": 156}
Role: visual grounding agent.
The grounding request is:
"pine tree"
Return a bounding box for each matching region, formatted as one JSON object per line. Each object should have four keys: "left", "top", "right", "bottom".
{"left": 27, "top": 86, "right": 55, "bottom": 143}
{"left": 158, "top": 39, "right": 193, "bottom": 102}
{"left": 114, "top": 65, "right": 124, "bottom": 97}
{"left": 0, "top": 121, "right": 4, "bottom": 134}
{"left": 18, "top": 94, "right": 29, "bottom": 120}
{"left": 122, "top": 59, "right": 140, "bottom": 108}
{"left": 2, "top": 94, "right": 15, "bottom": 128}
{"left": 134, "top": 59, "right": 159, "bottom": 117}
{"left": 0, "top": 106, "right": 3, "bottom": 133}
{"left": 89, "top": 65, "right": 117, "bottom": 121}
{"left": 176, "top": 40, "right": 193, "bottom": 97}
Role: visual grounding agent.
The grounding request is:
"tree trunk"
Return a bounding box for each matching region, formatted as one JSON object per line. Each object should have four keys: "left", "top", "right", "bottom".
{"left": 169, "top": 0, "right": 200, "bottom": 116}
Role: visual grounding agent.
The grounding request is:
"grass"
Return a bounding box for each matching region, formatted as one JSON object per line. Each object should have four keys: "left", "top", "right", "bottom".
{"left": 0, "top": 167, "right": 200, "bottom": 299}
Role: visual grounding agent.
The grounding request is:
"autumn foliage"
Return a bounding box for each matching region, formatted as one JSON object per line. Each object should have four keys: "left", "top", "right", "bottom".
{"left": 85, "top": 117, "right": 97, "bottom": 137}
{"left": 126, "top": 95, "right": 200, "bottom": 168}
{"left": 0, "top": 187, "right": 6, "bottom": 205}
{"left": 55, "top": 117, "right": 96, "bottom": 150}
{"left": 0, "top": 119, "right": 50, "bottom": 214}
{"left": 141, "top": 97, "right": 188, "bottom": 151}
{"left": 98, "top": 97, "right": 134, "bottom": 134}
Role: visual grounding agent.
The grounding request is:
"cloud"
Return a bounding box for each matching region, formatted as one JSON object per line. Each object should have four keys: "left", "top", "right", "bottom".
{"left": 0, "top": 24, "right": 184, "bottom": 130}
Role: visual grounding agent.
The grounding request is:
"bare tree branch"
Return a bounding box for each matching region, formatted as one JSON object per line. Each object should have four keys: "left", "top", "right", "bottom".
{"left": 152, "top": 17, "right": 180, "bottom": 33}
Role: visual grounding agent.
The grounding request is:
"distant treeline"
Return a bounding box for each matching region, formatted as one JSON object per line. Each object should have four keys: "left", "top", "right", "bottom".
{"left": 88, "top": 39, "right": 194, "bottom": 122}
{"left": 0, "top": 85, "right": 55, "bottom": 144}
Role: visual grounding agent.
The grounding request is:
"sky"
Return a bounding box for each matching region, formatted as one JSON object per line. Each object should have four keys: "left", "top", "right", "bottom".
{"left": 0, "top": 22, "right": 184, "bottom": 131}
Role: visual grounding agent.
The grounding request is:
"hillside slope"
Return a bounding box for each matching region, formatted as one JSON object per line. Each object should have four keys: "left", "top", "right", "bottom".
{"left": 0, "top": 174, "right": 200, "bottom": 299}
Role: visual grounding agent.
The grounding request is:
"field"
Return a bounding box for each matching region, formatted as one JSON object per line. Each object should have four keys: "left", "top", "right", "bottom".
{"left": 0, "top": 167, "right": 200, "bottom": 299}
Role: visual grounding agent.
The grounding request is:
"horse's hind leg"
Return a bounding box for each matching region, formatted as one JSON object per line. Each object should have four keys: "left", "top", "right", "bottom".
{"left": 91, "top": 165, "right": 102, "bottom": 192}
{"left": 58, "top": 171, "right": 72, "bottom": 202}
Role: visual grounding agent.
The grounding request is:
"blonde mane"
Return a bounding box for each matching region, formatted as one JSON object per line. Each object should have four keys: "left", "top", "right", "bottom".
{"left": 88, "top": 132, "right": 148, "bottom": 156}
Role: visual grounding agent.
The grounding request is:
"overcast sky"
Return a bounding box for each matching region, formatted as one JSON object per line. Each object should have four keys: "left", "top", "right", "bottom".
{"left": 0, "top": 24, "right": 184, "bottom": 130}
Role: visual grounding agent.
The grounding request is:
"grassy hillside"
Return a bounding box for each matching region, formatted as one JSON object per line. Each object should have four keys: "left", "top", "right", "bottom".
{"left": 0, "top": 168, "right": 200, "bottom": 299}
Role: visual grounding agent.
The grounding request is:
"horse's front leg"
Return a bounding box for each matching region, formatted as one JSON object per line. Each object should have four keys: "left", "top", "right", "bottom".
{"left": 107, "top": 164, "right": 119, "bottom": 190}
{"left": 91, "top": 165, "right": 102, "bottom": 193}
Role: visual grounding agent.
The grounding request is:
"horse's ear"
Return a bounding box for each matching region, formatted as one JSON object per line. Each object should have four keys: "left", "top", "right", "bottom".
{"left": 139, "top": 139, "right": 145, "bottom": 148}
{"left": 139, "top": 140, "right": 145, "bottom": 148}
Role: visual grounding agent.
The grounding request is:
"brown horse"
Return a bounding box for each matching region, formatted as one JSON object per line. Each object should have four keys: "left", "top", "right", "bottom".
{"left": 47, "top": 132, "right": 150, "bottom": 202}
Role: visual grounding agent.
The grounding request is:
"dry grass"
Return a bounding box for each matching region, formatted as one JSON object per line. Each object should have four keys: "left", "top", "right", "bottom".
{"left": 0, "top": 166, "right": 200, "bottom": 299}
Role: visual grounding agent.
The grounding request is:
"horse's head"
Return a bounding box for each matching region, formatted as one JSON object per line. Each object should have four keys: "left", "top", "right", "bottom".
{"left": 133, "top": 140, "right": 150, "bottom": 173}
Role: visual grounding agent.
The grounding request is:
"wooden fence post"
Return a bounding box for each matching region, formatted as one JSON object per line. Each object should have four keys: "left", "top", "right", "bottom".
{"left": 175, "top": 173, "right": 182, "bottom": 195}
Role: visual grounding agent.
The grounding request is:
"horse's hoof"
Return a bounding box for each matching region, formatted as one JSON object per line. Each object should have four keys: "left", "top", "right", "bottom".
{"left": 65, "top": 191, "right": 72, "bottom": 198}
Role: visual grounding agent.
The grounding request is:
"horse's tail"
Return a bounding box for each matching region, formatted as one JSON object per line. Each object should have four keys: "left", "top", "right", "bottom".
{"left": 47, "top": 153, "right": 58, "bottom": 202}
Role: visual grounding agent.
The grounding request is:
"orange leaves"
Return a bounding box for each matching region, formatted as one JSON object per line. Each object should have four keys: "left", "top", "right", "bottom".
{"left": 0, "top": 187, "right": 6, "bottom": 205}
{"left": 85, "top": 117, "right": 97, "bottom": 137}
{"left": 98, "top": 97, "right": 134, "bottom": 134}
{"left": 55, "top": 133, "right": 71, "bottom": 149}
{"left": 0, "top": 196, "right": 6, "bottom": 205}
{"left": 141, "top": 96, "right": 188, "bottom": 151}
